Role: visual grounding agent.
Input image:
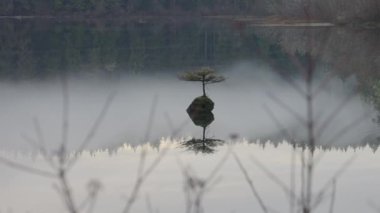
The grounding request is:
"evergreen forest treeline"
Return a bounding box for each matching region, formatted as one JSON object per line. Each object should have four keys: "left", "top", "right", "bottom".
{"left": 0, "top": 19, "right": 379, "bottom": 80}
{"left": 0, "top": 0, "right": 256, "bottom": 16}
{"left": 1, "top": 0, "right": 380, "bottom": 23}
{"left": 0, "top": 20, "right": 293, "bottom": 79}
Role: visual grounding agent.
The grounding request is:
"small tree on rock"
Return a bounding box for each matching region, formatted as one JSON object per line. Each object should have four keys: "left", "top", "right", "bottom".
{"left": 179, "top": 67, "right": 225, "bottom": 96}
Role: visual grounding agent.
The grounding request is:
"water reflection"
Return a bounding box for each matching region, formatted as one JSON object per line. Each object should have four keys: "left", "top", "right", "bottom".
{"left": 3, "top": 141, "right": 380, "bottom": 213}
{"left": 180, "top": 68, "right": 225, "bottom": 153}
{"left": 183, "top": 95, "right": 223, "bottom": 153}
{"left": 0, "top": 20, "right": 379, "bottom": 151}
{"left": 1, "top": 19, "right": 380, "bottom": 213}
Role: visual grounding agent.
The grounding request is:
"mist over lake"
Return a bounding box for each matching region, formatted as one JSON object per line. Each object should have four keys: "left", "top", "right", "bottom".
{"left": 1, "top": 17, "right": 380, "bottom": 213}
{"left": 0, "top": 61, "right": 379, "bottom": 152}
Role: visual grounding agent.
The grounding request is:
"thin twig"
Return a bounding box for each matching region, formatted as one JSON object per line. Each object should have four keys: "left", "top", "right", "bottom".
{"left": 58, "top": 168, "right": 78, "bottom": 213}
{"left": 300, "top": 148, "right": 306, "bottom": 213}
{"left": 328, "top": 179, "right": 337, "bottom": 213}
{"left": 205, "top": 149, "right": 230, "bottom": 183}
{"left": 250, "top": 155, "right": 299, "bottom": 204}
{"left": 314, "top": 112, "right": 371, "bottom": 165}
{"left": 21, "top": 134, "right": 56, "bottom": 170}
{"left": 0, "top": 155, "right": 56, "bottom": 178}
{"left": 146, "top": 194, "right": 154, "bottom": 213}
{"left": 33, "top": 117, "right": 47, "bottom": 150}
{"left": 67, "top": 92, "right": 116, "bottom": 169}
{"left": 267, "top": 91, "right": 307, "bottom": 126}
{"left": 144, "top": 95, "right": 159, "bottom": 142}
{"left": 290, "top": 144, "right": 297, "bottom": 213}
{"left": 233, "top": 152, "right": 269, "bottom": 213}
{"left": 262, "top": 103, "right": 293, "bottom": 140}
{"left": 164, "top": 112, "right": 189, "bottom": 137}
{"left": 313, "top": 72, "right": 335, "bottom": 98}
{"left": 315, "top": 90, "right": 358, "bottom": 139}
{"left": 59, "top": 74, "right": 70, "bottom": 162}
{"left": 122, "top": 148, "right": 167, "bottom": 213}
{"left": 178, "top": 149, "right": 230, "bottom": 213}
{"left": 312, "top": 155, "right": 355, "bottom": 209}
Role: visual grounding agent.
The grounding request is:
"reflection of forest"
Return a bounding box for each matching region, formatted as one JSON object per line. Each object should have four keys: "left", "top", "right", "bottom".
{"left": 91, "top": 138, "right": 380, "bottom": 155}
{"left": 1, "top": 19, "right": 379, "bottom": 123}
{"left": 1, "top": 19, "right": 317, "bottom": 79}
{"left": 255, "top": 27, "right": 380, "bottom": 125}
{"left": 251, "top": 139, "right": 380, "bottom": 153}
{"left": 255, "top": 27, "right": 380, "bottom": 79}
{"left": 0, "top": 0, "right": 379, "bottom": 22}
{"left": 0, "top": 19, "right": 269, "bottom": 79}
{"left": 1, "top": 20, "right": 379, "bottom": 80}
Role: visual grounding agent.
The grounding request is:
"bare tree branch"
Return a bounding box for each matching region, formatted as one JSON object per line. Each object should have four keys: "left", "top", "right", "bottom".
{"left": 144, "top": 95, "right": 159, "bottom": 143}
{"left": 233, "top": 152, "right": 269, "bottom": 213}
{"left": 328, "top": 179, "right": 337, "bottom": 213}
{"left": 250, "top": 155, "right": 300, "bottom": 205}
{"left": 67, "top": 92, "right": 116, "bottom": 169}
{"left": 0, "top": 155, "right": 56, "bottom": 178}
{"left": 122, "top": 148, "right": 167, "bottom": 213}
{"left": 312, "top": 155, "right": 355, "bottom": 209}
{"left": 267, "top": 91, "right": 307, "bottom": 126}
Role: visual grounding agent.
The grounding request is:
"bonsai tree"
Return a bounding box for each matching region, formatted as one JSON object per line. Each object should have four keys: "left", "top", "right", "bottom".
{"left": 179, "top": 67, "right": 225, "bottom": 96}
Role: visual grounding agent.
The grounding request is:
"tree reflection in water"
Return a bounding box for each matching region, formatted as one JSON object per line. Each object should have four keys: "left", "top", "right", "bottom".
{"left": 178, "top": 68, "right": 225, "bottom": 154}
{"left": 182, "top": 95, "right": 224, "bottom": 154}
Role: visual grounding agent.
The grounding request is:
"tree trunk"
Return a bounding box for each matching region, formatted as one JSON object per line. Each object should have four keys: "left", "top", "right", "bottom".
{"left": 202, "top": 127, "right": 206, "bottom": 142}
{"left": 202, "top": 79, "right": 206, "bottom": 96}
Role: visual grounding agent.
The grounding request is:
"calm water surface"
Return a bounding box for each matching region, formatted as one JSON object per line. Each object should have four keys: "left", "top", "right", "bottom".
{"left": 0, "top": 19, "right": 380, "bottom": 213}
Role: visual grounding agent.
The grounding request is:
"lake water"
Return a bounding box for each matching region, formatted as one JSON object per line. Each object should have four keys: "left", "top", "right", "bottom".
{"left": 0, "top": 19, "right": 380, "bottom": 213}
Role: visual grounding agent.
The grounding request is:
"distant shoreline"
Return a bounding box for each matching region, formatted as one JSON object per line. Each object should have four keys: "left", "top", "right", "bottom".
{"left": 0, "top": 15, "right": 379, "bottom": 28}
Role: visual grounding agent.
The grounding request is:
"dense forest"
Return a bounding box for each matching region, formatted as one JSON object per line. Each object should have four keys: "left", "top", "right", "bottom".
{"left": 0, "top": 20, "right": 293, "bottom": 79}
{"left": 1, "top": 0, "right": 380, "bottom": 22}
{"left": 0, "top": 0, "right": 256, "bottom": 16}
{"left": 0, "top": 19, "right": 378, "bottom": 79}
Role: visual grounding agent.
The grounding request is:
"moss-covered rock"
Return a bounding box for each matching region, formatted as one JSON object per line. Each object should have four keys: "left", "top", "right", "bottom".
{"left": 186, "top": 96, "right": 215, "bottom": 127}
{"left": 187, "top": 96, "right": 214, "bottom": 112}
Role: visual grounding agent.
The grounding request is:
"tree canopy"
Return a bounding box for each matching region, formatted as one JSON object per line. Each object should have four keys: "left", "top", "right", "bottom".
{"left": 179, "top": 67, "right": 225, "bottom": 96}
{"left": 178, "top": 67, "right": 225, "bottom": 84}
